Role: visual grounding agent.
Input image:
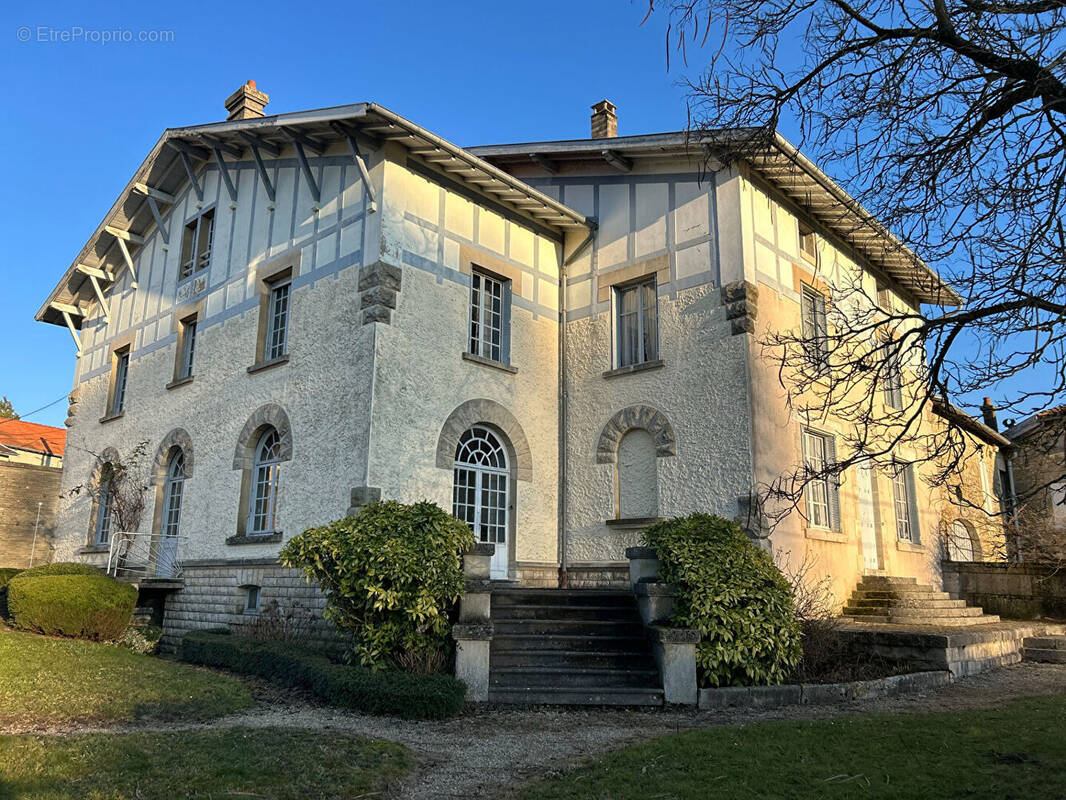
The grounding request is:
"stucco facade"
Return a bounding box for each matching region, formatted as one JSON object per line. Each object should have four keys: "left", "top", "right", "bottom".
{"left": 38, "top": 90, "right": 1008, "bottom": 635}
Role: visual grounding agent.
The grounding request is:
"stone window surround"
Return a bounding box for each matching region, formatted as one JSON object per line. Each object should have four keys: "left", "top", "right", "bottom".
{"left": 250, "top": 252, "right": 302, "bottom": 371}
{"left": 168, "top": 299, "right": 204, "bottom": 389}
{"left": 595, "top": 405, "right": 677, "bottom": 525}
{"left": 80, "top": 446, "right": 120, "bottom": 552}
{"left": 100, "top": 334, "right": 136, "bottom": 424}
{"left": 460, "top": 244, "right": 521, "bottom": 369}
{"left": 148, "top": 429, "right": 194, "bottom": 551}
{"left": 229, "top": 404, "right": 293, "bottom": 543}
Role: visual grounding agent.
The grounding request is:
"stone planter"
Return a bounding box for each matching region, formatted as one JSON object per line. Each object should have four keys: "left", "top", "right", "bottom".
{"left": 649, "top": 625, "right": 699, "bottom": 705}
{"left": 625, "top": 546, "right": 660, "bottom": 589}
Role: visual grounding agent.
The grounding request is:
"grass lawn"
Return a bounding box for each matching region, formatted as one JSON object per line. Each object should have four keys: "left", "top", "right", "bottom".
{"left": 0, "top": 727, "right": 413, "bottom": 799}
{"left": 0, "top": 627, "right": 253, "bottom": 728}
{"left": 522, "top": 694, "right": 1066, "bottom": 800}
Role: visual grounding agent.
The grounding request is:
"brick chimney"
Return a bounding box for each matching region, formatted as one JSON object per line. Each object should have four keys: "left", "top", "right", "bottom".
{"left": 981, "top": 397, "right": 999, "bottom": 431}
{"left": 591, "top": 100, "right": 618, "bottom": 139}
{"left": 225, "top": 80, "right": 269, "bottom": 121}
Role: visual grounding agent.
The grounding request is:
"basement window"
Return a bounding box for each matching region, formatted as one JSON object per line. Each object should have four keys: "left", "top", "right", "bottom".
{"left": 180, "top": 209, "right": 215, "bottom": 281}
{"left": 243, "top": 585, "right": 261, "bottom": 614}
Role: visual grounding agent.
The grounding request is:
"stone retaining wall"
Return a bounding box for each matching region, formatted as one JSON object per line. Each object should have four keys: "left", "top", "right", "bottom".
{"left": 698, "top": 671, "right": 952, "bottom": 710}
{"left": 159, "top": 558, "right": 335, "bottom": 651}
{"left": 943, "top": 561, "right": 1066, "bottom": 620}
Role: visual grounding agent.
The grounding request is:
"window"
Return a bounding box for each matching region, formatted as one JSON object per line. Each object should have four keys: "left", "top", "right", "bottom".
{"left": 802, "top": 429, "right": 840, "bottom": 530}
{"left": 892, "top": 460, "right": 921, "bottom": 543}
{"left": 266, "top": 279, "right": 291, "bottom": 361}
{"left": 179, "top": 209, "right": 214, "bottom": 280}
{"left": 453, "top": 426, "right": 510, "bottom": 579}
{"left": 110, "top": 348, "right": 130, "bottom": 416}
{"left": 876, "top": 279, "right": 892, "bottom": 311}
{"left": 94, "top": 475, "right": 114, "bottom": 546}
{"left": 616, "top": 278, "right": 658, "bottom": 368}
{"left": 799, "top": 225, "right": 817, "bottom": 263}
{"left": 248, "top": 427, "right": 282, "bottom": 535}
{"left": 244, "top": 585, "right": 261, "bottom": 613}
{"left": 177, "top": 317, "right": 198, "bottom": 380}
{"left": 617, "top": 429, "right": 658, "bottom": 519}
{"left": 883, "top": 344, "right": 903, "bottom": 409}
{"left": 800, "top": 286, "right": 829, "bottom": 373}
{"left": 161, "top": 450, "right": 185, "bottom": 539}
{"left": 469, "top": 270, "right": 509, "bottom": 363}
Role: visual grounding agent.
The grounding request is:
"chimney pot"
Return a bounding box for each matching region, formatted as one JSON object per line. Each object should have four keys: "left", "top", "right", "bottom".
{"left": 591, "top": 99, "right": 618, "bottom": 139}
{"left": 981, "top": 397, "right": 999, "bottom": 431}
{"left": 225, "top": 80, "right": 270, "bottom": 121}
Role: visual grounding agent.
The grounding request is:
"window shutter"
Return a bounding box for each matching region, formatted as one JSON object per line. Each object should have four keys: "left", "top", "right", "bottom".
{"left": 502, "top": 280, "right": 513, "bottom": 364}
{"left": 826, "top": 434, "right": 842, "bottom": 531}
{"left": 905, "top": 464, "right": 921, "bottom": 543}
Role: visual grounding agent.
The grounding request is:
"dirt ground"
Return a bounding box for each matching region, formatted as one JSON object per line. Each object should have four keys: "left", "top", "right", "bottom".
{"left": 7, "top": 661, "right": 1065, "bottom": 799}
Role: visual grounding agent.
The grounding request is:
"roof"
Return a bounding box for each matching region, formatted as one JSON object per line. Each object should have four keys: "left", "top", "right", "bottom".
{"left": 0, "top": 419, "right": 66, "bottom": 457}
{"left": 931, "top": 399, "right": 1012, "bottom": 448}
{"left": 470, "top": 130, "right": 961, "bottom": 307}
{"left": 1005, "top": 405, "right": 1066, "bottom": 441}
{"left": 36, "top": 103, "right": 595, "bottom": 328}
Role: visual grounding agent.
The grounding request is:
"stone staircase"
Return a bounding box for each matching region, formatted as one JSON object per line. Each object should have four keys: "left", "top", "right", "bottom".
{"left": 842, "top": 576, "right": 1000, "bottom": 627}
{"left": 488, "top": 588, "right": 664, "bottom": 706}
{"left": 1022, "top": 635, "right": 1066, "bottom": 664}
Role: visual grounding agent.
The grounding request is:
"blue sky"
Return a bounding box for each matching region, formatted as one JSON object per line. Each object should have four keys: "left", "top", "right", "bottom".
{"left": 0, "top": 0, "right": 693, "bottom": 426}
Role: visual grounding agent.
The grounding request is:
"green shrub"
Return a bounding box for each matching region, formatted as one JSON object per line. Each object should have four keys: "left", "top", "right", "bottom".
{"left": 110, "top": 623, "right": 163, "bottom": 655}
{"left": 280, "top": 500, "right": 474, "bottom": 670}
{"left": 0, "top": 568, "right": 22, "bottom": 619}
{"left": 179, "top": 630, "right": 466, "bottom": 719}
{"left": 15, "top": 562, "right": 103, "bottom": 580}
{"left": 8, "top": 573, "right": 137, "bottom": 640}
{"left": 644, "top": 514, "right": 802, "bottom": 687}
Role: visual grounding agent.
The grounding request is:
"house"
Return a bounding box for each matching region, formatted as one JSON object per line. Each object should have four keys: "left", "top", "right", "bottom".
{"left": 0, "top": 419, "right": 65, "bottom": 568}
{"left": 1004, "top": 406, "right": 1066, "bottom": 559}
{"left": 36, "top": 83, "right": 1005, "bottom": 646}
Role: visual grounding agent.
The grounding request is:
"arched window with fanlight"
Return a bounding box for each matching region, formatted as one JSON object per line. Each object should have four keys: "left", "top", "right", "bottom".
{"left": 248, "top": 427, "right": 282, "bottom": 535}
{"left": 93, "top": 466, "right": 115, "bottom": 546}
{"left": 155, "top": 449, "right": 186, "bottom": 576}
{"left": 453, "top": 425, "right": 510, "bottom": 579}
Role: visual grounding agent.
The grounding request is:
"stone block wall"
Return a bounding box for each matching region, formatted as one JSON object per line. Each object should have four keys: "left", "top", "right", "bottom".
{"left": 0, "top": 461, "right": 61, "bottom": 569}
{"left": 159, "top": 558, "right": 336, "bottom": 651}
{"left": 943, "top": 560, "right": 1066, "bottom": 620}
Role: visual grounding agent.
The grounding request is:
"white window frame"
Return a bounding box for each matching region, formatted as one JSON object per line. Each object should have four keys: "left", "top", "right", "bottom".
{"left": 469, "top": 269, "right": 509, "bottom": 363}
{"left": 248, "top": 428, "right": 282, "bottom": 535}
{"left": 802, "top": 428, "right": 840, "bottom": 530}
{"left": 94, "top": 481, "right": 113, "bottom": 546}
{"left": 615, "top": 278, "right": 659, "bottom": 368}
{"left": 111, "top": 350, "right": 130, "bottom": 416}
{"left": 265, "top": 279, "right": 291, "bottom": 361}
{"left": 452, "top": 426, "right": 509, "bottom": 546}
{"left": 892, "top": 460, "right": 921, "bottom": 543}
{"left": 178, "top": 318, "right": 198, "bottom": 380}
{"left": 179, "top": 209, "right": 215, "bottom": 281}
{"left": 161, "top": 450, "right": 185, "bottom": 539}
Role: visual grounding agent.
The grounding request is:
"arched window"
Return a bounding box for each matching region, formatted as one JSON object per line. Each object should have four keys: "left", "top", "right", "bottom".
{"left": 617, "top": 429, "right": 658, "bottom": 519}
{"left": 947, "top": 519, "right": 979, "bottom": 562}
{"left": 94, "top": 466, "right": 115, "bottom": 546}
{"left": 161, "top": 450, "right": 186, "bottom": 537}
{"left": 248, "top": 427, "right": 282, "bottom": 535}
{"left": 453, "top": 426, "right": 509, "bottom": 578}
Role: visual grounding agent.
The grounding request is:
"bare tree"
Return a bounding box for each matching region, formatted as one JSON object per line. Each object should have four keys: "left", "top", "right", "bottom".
{"left": 647, "top": 0, "right": 1066, "bottom": 538}
{"left": 68, "top": 441, "right": 151, "bottom": 534}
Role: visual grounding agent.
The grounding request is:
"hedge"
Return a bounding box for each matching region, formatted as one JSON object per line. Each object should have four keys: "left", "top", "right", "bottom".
{"left": 180, "top": 631, "right": 467, "bottom": 719}
{"left": 14, "top": 562, "right": 103, "bottom": 580}
{"left": 8, "top": 573, "right": 137, "bottom": 640}
{"left": 0, "top": 568, "right": 21, "bottom": 619}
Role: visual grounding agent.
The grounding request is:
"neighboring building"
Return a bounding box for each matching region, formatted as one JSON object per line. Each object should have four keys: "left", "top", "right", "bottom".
{"left": 36, "top": 83, "right": 1004, "bottom": 638}
{"left": 1005, "top": 406, "right": 1066, "bottom": 559}
{"left": 0, "top": 420, "right": 65, "bottom": 568}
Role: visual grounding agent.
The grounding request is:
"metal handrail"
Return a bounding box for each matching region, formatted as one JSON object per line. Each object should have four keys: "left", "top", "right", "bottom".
{"left": 106, "top": 531, "right": 187, "bottom": 579}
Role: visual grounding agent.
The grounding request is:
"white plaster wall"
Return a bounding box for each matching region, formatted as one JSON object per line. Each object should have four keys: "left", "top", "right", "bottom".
{"left": 53, "top": 143, "right": 379, "bottom": 565}
{"left": 368, "top": 160, "right": 562, "bottom": 569}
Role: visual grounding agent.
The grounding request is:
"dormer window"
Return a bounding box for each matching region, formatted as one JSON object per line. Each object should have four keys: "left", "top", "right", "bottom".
{"left": 180, "top": 209, "right": 215, "bottom": 281}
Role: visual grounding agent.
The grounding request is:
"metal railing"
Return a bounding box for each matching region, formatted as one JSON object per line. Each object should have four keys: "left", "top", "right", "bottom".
{"left": 106, "top": 531, "right": 186, "bottom": 580}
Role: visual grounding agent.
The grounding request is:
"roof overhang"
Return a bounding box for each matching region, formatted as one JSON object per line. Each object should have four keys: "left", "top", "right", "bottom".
{"left": 37, "top": 103, "right": 594, "bottom": 328}
{"left": 471, "top": 130, "right": 961, "bottom": 307}
{"left": 932, "top": 399, "right": 1012, "bottom": 448}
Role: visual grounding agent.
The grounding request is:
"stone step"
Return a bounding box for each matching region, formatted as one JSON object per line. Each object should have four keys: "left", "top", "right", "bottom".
{"left": 851, "top": 597, "right": 965, "bottom": 610}
{"left": 492, "top": 589, "right": 636, "bottom": 608}
{"left": 857, "top": 576, "right": 919, "bottom": 586}
{"left": 491, "top": 649, "right": 659, "bottom": 671}
{"left": 493, "top": 619, "right": 646, "bottom": 637}
{"left": 487, "top": 686, "right": 664, "bottom": 707}
{"left": 856, "top": 582, "right": 937, "bottom": 594}
{"left": 491, "top": 666, "right": 661, "bottom": 689}
{"left": 492, "top": 633, "right": 650, "bottom": 652}
{"left": 1024, "top": 636, "right": 1066, "bottom": 651}
{"left": 843, "top": 613, "right": 1001, "bottom": 627}
{"left": 1022, "top": 647, "right": 1066, "bottom": 664}
{"left": 492, "top": 603, "right": 638, "bottom": 621}
{"left": 886, "top": 606, "right": 986, "bottom": 619}
{"left": 851, "top": 590, "right": 953, "bottom": 601}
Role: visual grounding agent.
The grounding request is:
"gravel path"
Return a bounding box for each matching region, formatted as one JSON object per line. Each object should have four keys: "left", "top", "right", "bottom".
{"left": 7, "top": 662, "right": 1066, "bottom": 800}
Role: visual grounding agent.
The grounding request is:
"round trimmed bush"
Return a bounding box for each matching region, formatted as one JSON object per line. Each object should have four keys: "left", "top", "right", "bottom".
{"left": 280, "top": 500, "right": 475, "bottom": 670}
{"left": 14, "top": 562, "right": 103, "bottom": 580}
{"left": 8, "top": 573, "right": 137, "bottom": 640}
{"left": 644, "top": 514, "right": 802, "bottom": 687}
{"left": 0, "top": 567, "right": 23, "bottom": 619}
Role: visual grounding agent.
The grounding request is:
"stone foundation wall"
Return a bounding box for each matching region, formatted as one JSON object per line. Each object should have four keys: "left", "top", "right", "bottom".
{"left": 160, "top": 558, "right": 335, "bottom": 651}
{"left": 515, "top": 563, "right": 559, "bottom": 588}
{"left": 943, "top": 560, "right": 1066, "bottom": 620}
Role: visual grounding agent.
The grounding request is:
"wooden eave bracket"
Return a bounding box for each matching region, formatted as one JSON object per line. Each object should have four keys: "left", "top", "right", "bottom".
{"left": 239, "top": 132, "right": 280, "bottom": 203}
{"left": 330, "top": 121, "right": 378, "bottom": 213}
{"left": 283, "top": 131, "right": 321, "bottom": 204}
{"left": 50, "top": 302, "right": 83, "bottom": 351}
{"left": 132, "top": 183, "right": 174, "bottom": 245}
{"left": 104, "top": 226, "right": 142, "bottom": 287}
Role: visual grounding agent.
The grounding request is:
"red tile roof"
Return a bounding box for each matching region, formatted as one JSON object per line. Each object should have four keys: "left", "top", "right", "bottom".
{"left": 0, "top": 419, "right": 66, "bottom": 457}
